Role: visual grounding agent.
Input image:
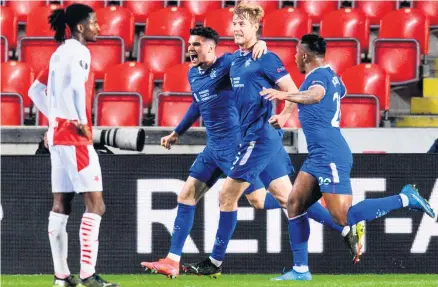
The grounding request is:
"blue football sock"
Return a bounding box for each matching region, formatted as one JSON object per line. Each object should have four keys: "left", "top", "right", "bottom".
{"left": 264, "top": 192, "right": 282, "bottom": 209}
{"left": 307, "top": 202, "right": 344, "bottom": 233}
{"left": 288, "top": 213, "right": 310, "bottom": 267}
{"left": 210, "top": 211, "right": 238, "bottom": 261}
{"left": 169, "top": 203, "right": 196, "bottom": 256}
{"left": 347, "top": 195, "right": 403, "bottom": 226}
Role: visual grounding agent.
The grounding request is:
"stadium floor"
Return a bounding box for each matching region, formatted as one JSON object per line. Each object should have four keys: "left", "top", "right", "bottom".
{"left": 2, "top": 274, "right": 437, "bottom": 287}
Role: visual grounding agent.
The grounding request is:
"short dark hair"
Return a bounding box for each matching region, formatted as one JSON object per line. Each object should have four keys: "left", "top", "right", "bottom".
{"left": 48, "top": 4, "right": 94, "bottom": 43}
{"left": 301, "top": 34, "right": 326, "bottom": 57}
{"left": 189, "top": 26, "right": 220, "bottom": 45}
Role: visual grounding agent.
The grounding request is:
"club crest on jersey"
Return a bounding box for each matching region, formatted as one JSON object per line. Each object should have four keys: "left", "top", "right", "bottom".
{"left": 245, "top": 59, "right": 252, "bottom": 68}
{"left": 210, "top": 68, "right": 217, "bottom": 79}
{"left": 79, "top": 60, "right": 88, "bottom": 70}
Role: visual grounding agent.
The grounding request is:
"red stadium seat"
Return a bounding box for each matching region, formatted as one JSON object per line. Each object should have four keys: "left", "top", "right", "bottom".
{"left": 320, "top": 8, "right": 369, "bottom": 53}
{"left": 95, "top": 92, "right": 143, "bottom": 126}
{"left": 102, "top": 62, "right": 154, "bottom": 108}
{"left": 378, "top": 8, "right": 430, "bottom": 55}
{"left": 341, "top": 64, "right": 390, "bottom": 112}
{"left": 157, "top": 95, "right": 200, "bottom": 127}
{"left": 4, "top": 0, "right": 45, "bottom": 24}
{"left": 181, "top": 0, "right": 223, "bottom": 23}
{"left": 63, "top": 0, "right": 106, "bottom": 11}
{"left": 138, "top": 7, "right": 195, "bottom": 80}
{"left": 413, "top": 0, "right": 438, "bottom": 28}
{"left": 203, "top": 7, "right": 235, "bottom": 56}
{"left": 19, "top": 5, "right": 62, "bottom": 75}
{"left": 96, "top": 6, "right": 135, "bottom": 51}
{"left": 1, "top": 61, "right": 34, "bottom": 108}
{"left": 294, "top": 0, "right": 339, "bottom": 25}
{"left": 275, "top": 100, "right": 301, "bottom": 128}
{"left": 340, "top": 96, "right": 379, "bottom": 128}
{"left": 1, "top": 93, "right": 24, "bottom": 126}
{"left": 162, "top": 63, "right": 192, "bottom": 93}
{"left": 243, "top": 0, "right": 280, "bottom": 16}
{"left": 0, "top": 6, "right": 18, "bottom": 50}
{"left": 262, "top": 8, "right": 312, "bottom": 39}
{"left": 354, "top": 0, "right": 397, "bottom": 27}
{"left": 325, "top": 40, "right": 360, "bottom": 75}
{"left": 1, "top": 37, "right": 8, "bottom": 62}
{"left": 123, "top": 0, "right": 165, "bottom": 24}
{"left": 88, "top": 37, "right": 125, "bottom": 81}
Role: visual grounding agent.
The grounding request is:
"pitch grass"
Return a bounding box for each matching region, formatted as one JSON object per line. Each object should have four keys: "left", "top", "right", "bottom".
{"left": 2, "top": 274, "right": 438, "bottom": 287}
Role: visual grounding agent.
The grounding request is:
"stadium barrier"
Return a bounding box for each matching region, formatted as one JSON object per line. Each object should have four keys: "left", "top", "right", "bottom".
{"left": 1, "top": 154, "right": 437, "bottom": 274}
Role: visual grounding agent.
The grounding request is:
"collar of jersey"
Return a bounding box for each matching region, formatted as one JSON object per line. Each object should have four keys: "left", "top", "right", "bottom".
{"left": 239, "top": 50, "right": 252, "bottom": 57}
{"left": 305, "top": 65, "right": 331, "bottom": 78}
{"left": 198, "top": 57, "right": 217, "bottom": 74}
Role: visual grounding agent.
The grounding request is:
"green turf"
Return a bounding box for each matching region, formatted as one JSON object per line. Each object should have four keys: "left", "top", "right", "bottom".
{"left": 2, "top": 274, "right": 438, "bottom": 287}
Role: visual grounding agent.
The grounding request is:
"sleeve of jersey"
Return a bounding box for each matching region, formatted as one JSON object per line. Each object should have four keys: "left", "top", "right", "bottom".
{"left": 221, "top": 53, "right": 234, "bottom": 70}
{"left": 71, "top": 51, "right": 91, "bottom": 125}
{"left": 28, "top": 80, "right": 49, "bottom": 116}
{"left": 305, "top": 73, "right": 328, "bottom": 97}
{"left": 174, "top": 101, "right": 201, "bottom": 136}
{"left": 262, "top": 53, "right": 289, "bottom": 84}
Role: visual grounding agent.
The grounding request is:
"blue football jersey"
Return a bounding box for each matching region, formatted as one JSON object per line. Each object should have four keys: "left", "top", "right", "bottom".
{"left": 298, "top": 66, "right": 352, "bottom": 163}
{"left": 188, "top": 54, "right": 240, "bottom": 150}
{"left": 229, "top": 51, "right": 289, "bottom": 141}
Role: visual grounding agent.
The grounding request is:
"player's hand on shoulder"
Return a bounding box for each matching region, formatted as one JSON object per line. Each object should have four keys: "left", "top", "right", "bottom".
{"left": 252, "top": 40, "right": 268, "bottom": 60}
{"left": 161, "top": 131, "right": 179, "bottom": 150}
{"left": 268, "top": 114, "right": 287, "bottom": 129}
{"left": 260, "top": 87, "right": 287, "bottom": 101}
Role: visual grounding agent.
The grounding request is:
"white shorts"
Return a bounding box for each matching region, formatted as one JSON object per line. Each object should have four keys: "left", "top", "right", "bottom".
{"left": 49, "top": 145, "right": 103, "bottom": 193}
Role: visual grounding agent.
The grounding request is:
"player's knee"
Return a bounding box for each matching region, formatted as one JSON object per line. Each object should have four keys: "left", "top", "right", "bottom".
{"left": 52, "top": 201, "right": 71, "bottom": 215}
{"left": 287, "top": 195, "right": 306, "bottom": 216}
{"left": 247, "top": 197, "right": 264, "bottom": 209}
{"left": 218, "top": 191, "right": 236, "bottom": 210}
{"left": 177, "top": 186, "right": 197, "bottom": 205}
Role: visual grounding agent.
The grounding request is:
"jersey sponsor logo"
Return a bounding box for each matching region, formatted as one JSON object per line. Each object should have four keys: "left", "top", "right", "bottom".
{"left": 231, "top": 77, "right": 244, "bottom": 88}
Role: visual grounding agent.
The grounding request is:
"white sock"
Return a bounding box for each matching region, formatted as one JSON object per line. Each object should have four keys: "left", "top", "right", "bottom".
{"left": 293, "top": 265, "right": 309, "bottom": 273}
{"left": 209, "top": 256, "right": 222, "bottom": 267}
{"left": 341, "top": 226, "right": 351, "bottom": 237}
{"left": 399, "top": 193, "right": 409, "bottom": 207}
{"left": 48, "top": 211, "right": 70, "bottom": 279}
{"left": 167, "top": 253, "right": 181, "bottom": 262}
{"left": 79, "top": 213, "right": 102, "bottom": 279}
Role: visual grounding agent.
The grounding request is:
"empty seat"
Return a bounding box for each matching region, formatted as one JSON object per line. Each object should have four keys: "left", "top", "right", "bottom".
{"left": 157, "top": 95, "right": 200, "bottom": 127}
{"left": 203, "top": 7, "right": 235, "bottom": 56}
{"left": 95, "top": 93, "right": 143, "bottom": 126}
{"left": 1, "top": 93, "right": 23, "bottom": 126}
{"left": 275, "top": 100, "right": 301, "bottom": 128}
{"left": 262, "top": 8, "right": 312, "bottom": 39}
{"left": 413, "top": 1, "right": 438, "bottom": 28}
{"left": 0, "top": 6, "right": 18, "bottom": 50}
{"left": 1, "top": 61, "right": 34, "bottom": 108}
{"left": 0, "top": 37, "right": 7, "bottom": 62}
{"left": 341, "top": 64, "right": 390, "bottom": 113}
{"left": 243, "top": 0, "right": 279, "bottom": 16}
{"left": 294, "top": 0, "right": 339, "bottom": 25}
{"left": 340, "top": 96, "right": 379, "bottom": 128}
{"left": 123, "top": 0, "right": 164, "bottom": 24}
{"left": 162, "top": 63, "right": 192, "bottom": 93}
{"left": 354, "top": 0, "right": 397, "bottom": 27}
{"left": 88, "top": 37, "right": 125, "bottom": 81}
{"left": 102, "top": 62, "right": 154, "bottom": 107}
{"left": 325, "top": 40, "right": 360, "bottom": 75}
{"left": 4, "top": 0, "right": 46, "bottom": 24}
{"left": 320, "top": 8, "right": 369, "bottom": 53}
{"left": 96, "top": 6, "right": 135, "bottom": 51}
{"left": 181, "top": 0, "right": 223, "bottom": 23}
{"left": 138, "top": 7, "right": 195, "bottom": 80}
{"left": 19, "top": 5, "right": 62, "bottom": 75}
{"left": 63, "top": 0, "right": 106, "bottom": 11}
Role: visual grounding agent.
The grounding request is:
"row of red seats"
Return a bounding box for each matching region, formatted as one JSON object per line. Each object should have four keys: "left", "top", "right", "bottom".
{"left": 1, "top": 61, "right": 388, "bottom": 128}
{"left": 3, "top": 0, "right": 438, "bottom": 27}
{"left": 0, "top": 5, "right": 431, "bottom": 85}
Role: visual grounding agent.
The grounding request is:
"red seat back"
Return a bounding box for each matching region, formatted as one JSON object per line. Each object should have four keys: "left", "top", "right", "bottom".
{"left": 262, "top": 8, "right": 312, "bottom": 38}
{"left": 96, "top": 94, "right": 143, "bottom": 126}
{"left": 157, "top": 95, "right": 200, "bottom": 127}
{"left": 265, "top": 41, "right": 298, "bottom": 71}
{"left": 244, "top": 0, "right": 279, "bottom": 16}
{"left": 204, "top": 8, "right": 235, "bottom": 37}
{"left": 295, "top": 0, "right": 339, "bottom": 25}
{"left": 1, "top": 94, "right": 23, "bottom": 126}
{"left": 103, "top": 62, "right": 154, "bottom": 107}
{"left": 275, "top": 100, "right": 301, "bottom": 128}
{"left": 19, "top": 38, "right": 58, "bottom": 76}
{"left": 4, "top": 0, "right": 46, "bottom": 23}
{"left": 63, "top": 0, "right": 106, "bottom": 11}
{"left": 325, "top": 40, "right": 359, "bottom": 75}
{"left": 1, "top": 37, "right": 7, "bottom": 62}
{"left": 26, "top": 5, "right": 63, "bottom": 37}
{"left": 341, "top": 64, "right": 390, "bottom": 111}
{"left": 162, "top": 63, "right": 192, "bottom": 93}
{"left": 1, "top": 61, "right": 34, "bottom": 108}
{"left": 215, "top": 39, "right": 238, "bottom": 57}
{"left": 287, "top": 65, "right": 305, "bottom": 88}
{"left": 355, "top": 0, "right": 397, "bottom": 26}
{"left": 88, "top": 37, "right": 124, "bottom": 80}
{"left": 181, "top": 1, "right": 223, "bottom": 23}
{"left": 123, "top": 0, "right": 165, "bottom": 23}
{"left": 379, "top": 8, "right": 429, "bottom": 55}
{"left": 413, "top": 0, "right": 438, "bottom": 27}
{"left": 372, "top": 41, "right": 419, "bottom": 85}
{"left": 0, "top": 6, "right": 18, "bottom": 50}
{"left": 320, "top": 8, "right": 369, "bottom": 53}
{"left": 340, "top": 97, "right": 378, "bottom": 128}
{"left": 96, "top": 6, "right": 135, "bottom": 50}
{"left": 145, "top": 7, "right": 195, "bottom": 41}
